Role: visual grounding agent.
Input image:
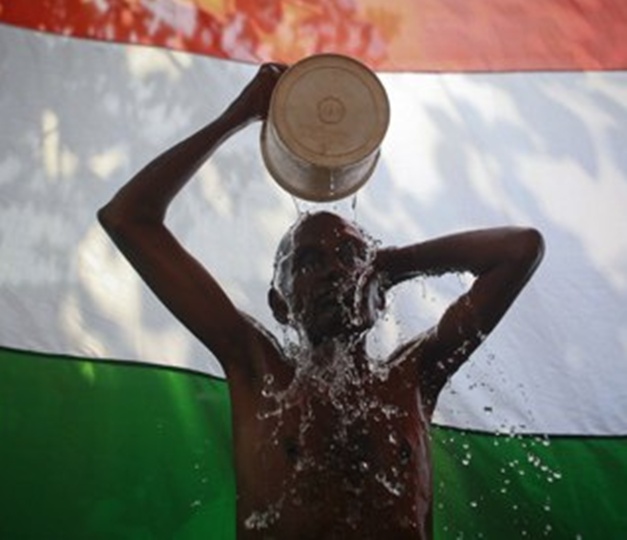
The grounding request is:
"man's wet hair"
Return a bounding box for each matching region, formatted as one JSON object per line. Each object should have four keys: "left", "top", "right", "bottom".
{"left": 274, "top": 211, "right": 366, "bottom": 265}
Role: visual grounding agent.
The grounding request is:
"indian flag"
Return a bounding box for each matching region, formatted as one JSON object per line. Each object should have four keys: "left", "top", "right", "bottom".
{"left": 1, "top": 1, "right": 626, "bottom": 538}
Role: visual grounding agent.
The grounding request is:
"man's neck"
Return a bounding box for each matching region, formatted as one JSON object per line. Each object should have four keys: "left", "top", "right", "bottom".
{"left": 298, "top": 333, "right": 369, "bottom": 376}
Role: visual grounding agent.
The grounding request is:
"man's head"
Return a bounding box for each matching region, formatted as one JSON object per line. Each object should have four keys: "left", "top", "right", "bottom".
{"left": 268, "top": 212, "right": 385, "bottom": 345}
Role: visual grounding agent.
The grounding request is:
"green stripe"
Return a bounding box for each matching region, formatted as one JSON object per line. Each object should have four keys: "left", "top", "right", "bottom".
{"left": 2, "top": 348, "right": 626, "bottom": 538}
{"left": 433, "top": 428, "right": 627, "bottom": 538}
{"left": 0, "top": 347, "right": 235, "bottom": 540}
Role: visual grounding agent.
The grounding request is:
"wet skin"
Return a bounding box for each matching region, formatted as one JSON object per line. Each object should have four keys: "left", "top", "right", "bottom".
{"left": 235, "top": 354, "right": 433, "bottom": 540}
{"left": 270, "top": 212, "right": 384, "bottom": 344}
{"left": 235, "top": 213, "right": 434, "bottom": 539}
{"left": 97, "top": 64, "right": 544, "bottom": 539}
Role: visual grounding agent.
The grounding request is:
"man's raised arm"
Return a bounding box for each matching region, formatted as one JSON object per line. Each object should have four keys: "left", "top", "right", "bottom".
{"left": 376, "top": 227, "right": 544, "bottom": 410}
{"left": 98, "top": 64, "right": 286, "bottom": 376}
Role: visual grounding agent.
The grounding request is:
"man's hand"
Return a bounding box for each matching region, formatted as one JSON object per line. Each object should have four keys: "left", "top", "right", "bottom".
{"left": 231, "top": 63, "right": 288, "bottom": 121}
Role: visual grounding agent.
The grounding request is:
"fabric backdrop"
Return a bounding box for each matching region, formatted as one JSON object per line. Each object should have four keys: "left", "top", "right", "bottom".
{"left": 1, "top": 1, "right": 626, "bottom": 538}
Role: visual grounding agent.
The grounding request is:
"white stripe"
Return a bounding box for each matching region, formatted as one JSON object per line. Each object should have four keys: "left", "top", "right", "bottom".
{"left": 1, "top": 25, "right": 626, "bottom": 435}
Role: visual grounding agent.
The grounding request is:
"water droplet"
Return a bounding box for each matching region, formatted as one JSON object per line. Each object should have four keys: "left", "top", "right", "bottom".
{"left": 375, "top": 472, "right": 403, "bottom": 497}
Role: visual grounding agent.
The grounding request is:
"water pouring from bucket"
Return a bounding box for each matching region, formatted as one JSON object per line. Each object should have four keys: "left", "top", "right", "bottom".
{"left": 261, "top": 54, "right": 390, "bottom": 202}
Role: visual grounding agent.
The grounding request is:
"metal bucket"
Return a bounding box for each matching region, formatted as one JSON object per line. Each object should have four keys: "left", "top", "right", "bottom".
{"left": 261, "top": 53, "right": 389, "bottom": 202}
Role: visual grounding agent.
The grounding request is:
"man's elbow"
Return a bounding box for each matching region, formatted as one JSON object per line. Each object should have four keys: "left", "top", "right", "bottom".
{"left": 98, "top": 200, "right": 166, "bottom": 252}
{"left": 97, "top": 201, "right": 139, "bottom": 244}
{"left": 97, "top": 203, "right": 123, "bottom": 236}
{"left": 514, "top": 227, "right": 545, "bottom": 272}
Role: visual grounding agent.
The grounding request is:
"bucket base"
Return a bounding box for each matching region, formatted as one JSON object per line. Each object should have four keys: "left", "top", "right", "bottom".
{"left": 261, "top": 53, "right": 389, "bottom": 202}
{"left": 261, "top": 122, "right": 380, "bottom": 202}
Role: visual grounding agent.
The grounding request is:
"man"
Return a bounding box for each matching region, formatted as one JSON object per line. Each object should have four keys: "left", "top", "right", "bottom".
{"left": 98, "top": 63, "right": 544, "bottom": 539}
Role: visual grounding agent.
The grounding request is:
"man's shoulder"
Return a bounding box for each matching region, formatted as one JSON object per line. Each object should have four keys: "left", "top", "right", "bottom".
{"left": 228, "top": 311, "right": 293, "bottom": 381}
{"left": 239, "top": 312, "right": 283, "bottom": 354}
{"left": 386, "top": 329, "right": 434, "bottom": 369}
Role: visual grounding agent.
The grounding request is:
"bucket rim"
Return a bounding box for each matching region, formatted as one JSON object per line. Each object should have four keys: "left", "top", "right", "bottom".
{"left": 267, "top": 53, "right": 390, "bottom": 168}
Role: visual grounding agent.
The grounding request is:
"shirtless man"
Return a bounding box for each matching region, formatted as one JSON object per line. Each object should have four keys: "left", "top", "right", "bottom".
{"left": 98, "top": 63, "right": 544, "bottom": 539}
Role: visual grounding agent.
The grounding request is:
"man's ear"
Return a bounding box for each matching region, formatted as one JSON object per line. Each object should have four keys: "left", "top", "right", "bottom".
{"left": 268, "top": 287, "right": 289, "bottom": 324}
{"left": 372, "top": 275, "right": 386, "bottom": 312}
{"left": 375, "top": 284, "right": 386, "bottom": 312}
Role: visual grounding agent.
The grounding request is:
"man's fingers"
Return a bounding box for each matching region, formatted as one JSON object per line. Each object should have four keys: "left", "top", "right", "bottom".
{"left": 261, "top": 62, "right": 289, "bottom": 77}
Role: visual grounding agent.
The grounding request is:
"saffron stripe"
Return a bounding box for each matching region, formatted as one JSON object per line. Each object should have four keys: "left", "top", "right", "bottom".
{"left": 1, "top": 0, "right": 626, "bottom": 71}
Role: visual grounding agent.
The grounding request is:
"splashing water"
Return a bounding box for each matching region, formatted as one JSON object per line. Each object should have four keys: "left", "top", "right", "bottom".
{"left": 291, "top": 194, "right": 359, "bottom": 222}
{"left": 244, "top": 497, "right": 284, "bottom": 531}
{"left": 256, "top": 203, "right": 478, "bottom": 529}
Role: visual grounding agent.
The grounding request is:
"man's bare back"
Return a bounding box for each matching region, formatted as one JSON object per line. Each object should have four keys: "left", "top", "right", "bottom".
{"left": 98, "top": 63, "right": 544, "bottom": 538}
